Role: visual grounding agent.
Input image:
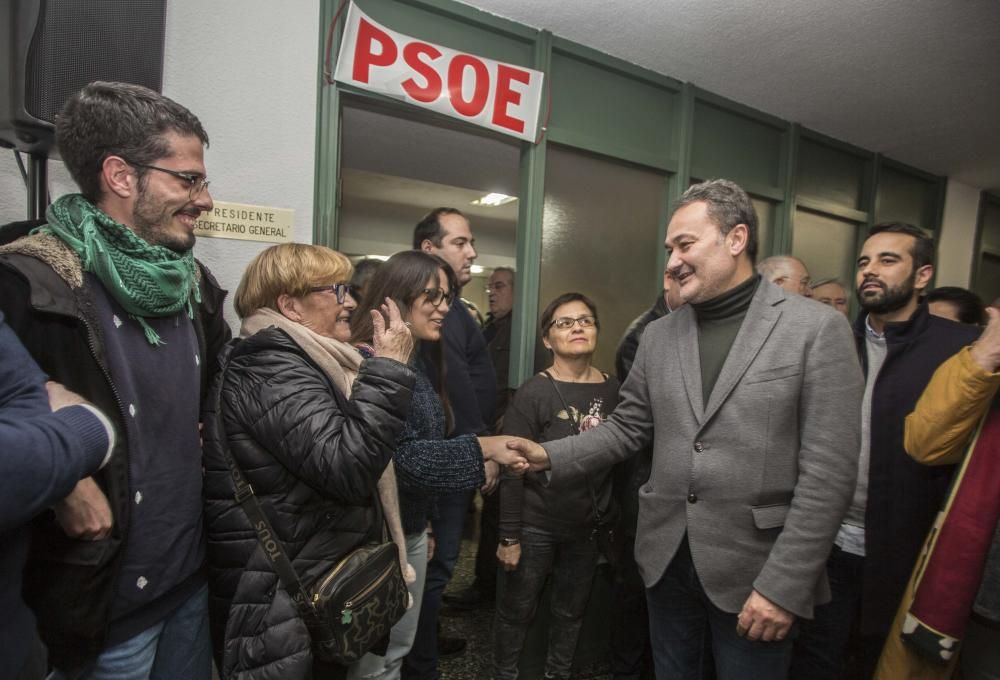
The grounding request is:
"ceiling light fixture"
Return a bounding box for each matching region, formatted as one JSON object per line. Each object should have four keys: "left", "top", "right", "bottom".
{"left": 471, "top": 192, "right": 517, "bottom": 207}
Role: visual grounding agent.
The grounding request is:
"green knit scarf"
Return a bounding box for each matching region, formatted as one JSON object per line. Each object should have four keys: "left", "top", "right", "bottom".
{"left": 38, "top": 193, "right": 201, "bottom": 346}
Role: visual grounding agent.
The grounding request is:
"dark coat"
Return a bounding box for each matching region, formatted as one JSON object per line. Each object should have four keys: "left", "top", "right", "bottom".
{"left": 853, "top": 300, "right": 980, "bottom": 635}
{"left": 202, "top": 328, "right": 415, "bottom": 680}
{"left": 612, "top": 294, "right": 670, "bottom": 535}
{"left": 0, "top": 235, "right": 229, "bottom": 668}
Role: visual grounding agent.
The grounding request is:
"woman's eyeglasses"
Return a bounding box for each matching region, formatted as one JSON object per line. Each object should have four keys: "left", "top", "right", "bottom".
{"left": 308, "top": 283, "right": 355, "bottom": 304}
{"left": 548, "top": 315, "right": 596, "bottom": 331}
{"left": 421, "top": 288, "right": 455, "bottom": 308}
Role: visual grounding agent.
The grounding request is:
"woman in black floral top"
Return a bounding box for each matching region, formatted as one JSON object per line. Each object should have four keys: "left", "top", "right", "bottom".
{"left": 493, "top": 292, "right": 621, "bottom": 680}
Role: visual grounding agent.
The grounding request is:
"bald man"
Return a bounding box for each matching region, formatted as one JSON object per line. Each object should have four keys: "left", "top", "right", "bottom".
{"left": 757, "top": 255, "right": 812, "bottom": 298}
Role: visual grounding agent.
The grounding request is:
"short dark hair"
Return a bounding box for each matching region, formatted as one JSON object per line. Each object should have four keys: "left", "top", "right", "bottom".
{"left": 674, "top": 179, "right": 759, "bottom": 263}
{"left": 867, "top": 222, "right": 935, "bottom": 270}
{"left": 349, "top": 257, "right": 383, "bottom": 291}
{"left": 539, "top": 292, "right": 600, "bottom": 337}
{"left": 927, "top": 286, "right": 985, "bottom": 325}
{"left": 412, "top": 208, "right": 465, "bottom": 249}
{"left": 56, "top": 81, "right": 209, "bottom": 203}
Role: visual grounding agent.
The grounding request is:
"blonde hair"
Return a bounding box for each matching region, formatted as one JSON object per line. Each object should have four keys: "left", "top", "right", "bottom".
{"left": 234, "top": 243, "right": 353, "bottom": 318}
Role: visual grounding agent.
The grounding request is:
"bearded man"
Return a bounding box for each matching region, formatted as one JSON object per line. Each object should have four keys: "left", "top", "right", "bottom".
{"left": 0, "top": 82, "right": 229, "bottom": 678}
{"left": 790, "top": 223, "right": 980, "bottom": 679}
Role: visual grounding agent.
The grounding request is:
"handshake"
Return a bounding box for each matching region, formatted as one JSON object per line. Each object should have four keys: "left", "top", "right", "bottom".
{"left": 476, "top": 436, "right": 551, "bottom": 474}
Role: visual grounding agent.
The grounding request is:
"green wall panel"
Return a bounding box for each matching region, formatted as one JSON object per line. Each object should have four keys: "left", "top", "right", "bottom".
{"left": 547, "top": 49, "right": 678, "bottom": 169}
{"left": 354, "top": 0, "right": 535, "bottom": 67}
{"left": 797, "top": 137, "right": 867, "bottom": 210}
{"left": 691, "top": 100, "right": 783, "bottom": 190}
{"left": 875, "top": 165, "right": 940, "bottom": 230}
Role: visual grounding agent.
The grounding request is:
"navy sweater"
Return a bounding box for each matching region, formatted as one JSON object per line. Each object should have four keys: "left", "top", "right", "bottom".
{"left": 0, "top": 314, "right": 108, "bottom": 676}
{"left": 389, "top": 356, "right": 486, "bottom": 535}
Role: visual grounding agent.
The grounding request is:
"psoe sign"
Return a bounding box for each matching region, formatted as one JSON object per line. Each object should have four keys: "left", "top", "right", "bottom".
{"left": 333, "top": 3, "right": 544, "bottom": 142}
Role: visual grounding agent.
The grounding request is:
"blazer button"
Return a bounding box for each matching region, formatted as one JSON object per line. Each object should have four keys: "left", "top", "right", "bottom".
{"left": 687, "top": 493, "right": 698, "bottom": 503}
{"left": 693, "top": 441, "right": 704, "bottom": 453}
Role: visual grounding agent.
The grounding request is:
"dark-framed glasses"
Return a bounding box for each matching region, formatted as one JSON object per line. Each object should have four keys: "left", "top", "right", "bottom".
{"left": 123, "top": 159, "right": 210, "bottom": 199}
{"left": 421, "top": 288, "right": 455, "bottom": 308}
{"left": 549, "top": 315, "right": 596, "bottom": 331}
{"left": 308, "top": 283, "right": 354, "bottom": 304}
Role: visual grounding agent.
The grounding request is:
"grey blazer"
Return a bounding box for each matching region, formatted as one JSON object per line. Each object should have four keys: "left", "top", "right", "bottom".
{"left": 546, "top": 279, "right": 863, "bottom": 619}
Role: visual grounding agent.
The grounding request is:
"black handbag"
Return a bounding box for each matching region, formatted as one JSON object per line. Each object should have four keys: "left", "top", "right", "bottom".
{"left": 543, "top": 371, "right": 624, "bottom": 566}
{"left": 215, "top": 357, "right": 408, "bottom": 665}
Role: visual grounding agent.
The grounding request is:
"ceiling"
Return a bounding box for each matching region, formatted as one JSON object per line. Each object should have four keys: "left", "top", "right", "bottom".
{"left": 455, "top": 0, "right": 1000, "bottom": 192}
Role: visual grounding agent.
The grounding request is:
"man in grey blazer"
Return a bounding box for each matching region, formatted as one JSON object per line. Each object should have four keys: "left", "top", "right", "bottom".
{"left": 511, "top": 179, "right": 863, "bottom": 679}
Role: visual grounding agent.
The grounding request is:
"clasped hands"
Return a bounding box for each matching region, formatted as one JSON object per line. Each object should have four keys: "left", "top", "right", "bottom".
{"left": 476, "top": 436, "right": 552, "bottom": 476}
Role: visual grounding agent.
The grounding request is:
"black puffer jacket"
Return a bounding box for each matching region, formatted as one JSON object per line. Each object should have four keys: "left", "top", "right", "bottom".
{"left": 202, "top": 327, "right": 415, "bottom": 680}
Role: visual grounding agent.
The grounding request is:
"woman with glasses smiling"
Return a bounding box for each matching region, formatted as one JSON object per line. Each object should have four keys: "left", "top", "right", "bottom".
{"left": 347, "top": 251, "right": 525, "bottom": 680}
{"left": 201, "top": 243, "right": 418, "bottom": 679}
{"left": 493, "top": 292, "right": 621, "bottom": 680}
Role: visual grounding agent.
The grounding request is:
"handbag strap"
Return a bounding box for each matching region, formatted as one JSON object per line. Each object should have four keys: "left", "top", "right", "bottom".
{"left": 542, "top": 370, "right": 604, "bottom": 524}
{"left": 213, "top": 347, "right": 333, "bottom": 638}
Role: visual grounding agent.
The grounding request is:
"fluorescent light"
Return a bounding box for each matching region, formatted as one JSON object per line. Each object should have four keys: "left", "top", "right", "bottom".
{"left": 470, "top": 265, "right": 484, "bottom": 274}
{"left": 471, "top": 192, "right": 517, "bottom": 207}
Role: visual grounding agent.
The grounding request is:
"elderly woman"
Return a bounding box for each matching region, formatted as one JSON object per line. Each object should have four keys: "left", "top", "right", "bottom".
{"left": 202, "top": 243, "right": 415, "bottom": 680}
{"left": 347, "top": 251, "right": 522, "bottom": 680}
{"left": 493, "top": 292, "right": 621, "bottom": 680}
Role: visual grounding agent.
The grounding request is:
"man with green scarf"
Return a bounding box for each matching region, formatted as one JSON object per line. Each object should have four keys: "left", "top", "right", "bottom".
{"left": 0, "top": 82, "right": 230, "bottom": 679}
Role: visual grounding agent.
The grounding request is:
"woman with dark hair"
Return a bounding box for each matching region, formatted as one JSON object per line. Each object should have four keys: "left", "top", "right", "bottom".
{"left": 347, "top": 250, "right": 523, "bottom": 680}
{"left": 493, "top": 292, "right": 621, "bottom": 680}
{"left": 927, "top": 286, "right": 986, "bottom": 326}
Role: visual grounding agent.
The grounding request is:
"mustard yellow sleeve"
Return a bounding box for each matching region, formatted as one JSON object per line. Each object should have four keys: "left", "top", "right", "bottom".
{"left": 904, "top": 346, "right": 1000, "bottom": 465}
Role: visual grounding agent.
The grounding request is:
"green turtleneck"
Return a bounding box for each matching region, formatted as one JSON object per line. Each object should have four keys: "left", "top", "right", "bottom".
{"left": 691, "top": 273, "right": 761, "bottom": 406}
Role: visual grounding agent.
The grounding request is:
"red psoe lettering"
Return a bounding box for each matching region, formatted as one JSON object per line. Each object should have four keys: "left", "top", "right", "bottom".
{"left": 401, "top": 42, "right": 443, "bottom": 103}
{"left": 447, "top": 55, "right": 490, "bottom": 117}
{"left": 352, "top": 17, "right": 398, "bottom": 83}
{"left": 492, "top": 65, "right": 531, "bottom": 134}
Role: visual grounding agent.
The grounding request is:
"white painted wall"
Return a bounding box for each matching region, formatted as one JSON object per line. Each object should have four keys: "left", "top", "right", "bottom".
{"left": 937, "top": 178, "right": 983, "bottom": 288}
{"left": 0, "top": 0, "right": 320, "bottom": 333}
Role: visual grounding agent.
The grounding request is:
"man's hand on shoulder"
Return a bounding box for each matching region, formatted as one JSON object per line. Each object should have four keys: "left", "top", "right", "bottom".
{"left": 54, "top": 477, "right": 113, "bottom": 540}
{"left": 736, "top": 590, "right": 795, "bottom": 642}
{"left": 505, "top": 437, "right": 550, "bottom": 472}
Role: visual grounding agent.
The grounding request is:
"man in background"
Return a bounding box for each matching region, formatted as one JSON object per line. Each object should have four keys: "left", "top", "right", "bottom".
{"left": 757, "top": 255, "right": 813, "bottom": 297}
{"left": 791, "top": 223, "right": 979, "bottom": 679}
{"left": 445, "top": 266, "right": 516, "bottom": 613}
{"left": 810, "top": 278, "right": 850, "bottom": 315}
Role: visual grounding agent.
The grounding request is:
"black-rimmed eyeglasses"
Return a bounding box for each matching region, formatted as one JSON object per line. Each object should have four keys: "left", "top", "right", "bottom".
{"left": 308, "top": 283, "right": 355, "bottom": 304}
{"left": 422, "top": 288, "right": 455, "bottom": 308}
{"left": 124, "top": 159, "right": 211, "bottom": 199}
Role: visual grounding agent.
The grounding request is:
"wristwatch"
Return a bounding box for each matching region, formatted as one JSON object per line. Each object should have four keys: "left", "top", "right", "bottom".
{"left": 499, "top": 537, "right": 520, "bottom": 547}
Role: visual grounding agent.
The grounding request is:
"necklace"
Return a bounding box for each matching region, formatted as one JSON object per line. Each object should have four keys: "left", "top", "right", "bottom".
{"left": 548, "top": 365, "right": 597, "bottom": 383}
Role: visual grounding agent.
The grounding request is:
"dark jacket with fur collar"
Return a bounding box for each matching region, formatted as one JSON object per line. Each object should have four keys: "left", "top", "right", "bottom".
{"left": 0, "top": 231, "right": 230, "bottom": 668}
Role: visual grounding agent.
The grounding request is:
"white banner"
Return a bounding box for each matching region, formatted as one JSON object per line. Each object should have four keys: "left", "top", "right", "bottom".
{"left": 334, "top": 3, "right": 544, "bottom": 142}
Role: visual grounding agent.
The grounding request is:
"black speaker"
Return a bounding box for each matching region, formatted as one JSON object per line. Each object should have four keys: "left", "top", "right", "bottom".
{"left": 0, "top": 0, "right": 167, "bottom": 156}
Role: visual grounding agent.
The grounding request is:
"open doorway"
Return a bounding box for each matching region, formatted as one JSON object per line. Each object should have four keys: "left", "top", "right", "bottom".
{"left": 338, "top": 99, "right": 520, "bottom": 320}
